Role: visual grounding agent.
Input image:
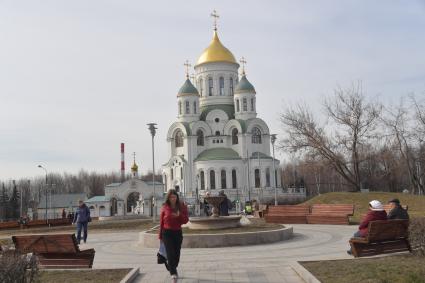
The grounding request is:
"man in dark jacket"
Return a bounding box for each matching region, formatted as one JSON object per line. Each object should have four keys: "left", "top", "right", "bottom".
{"left": 387, "top": 198, "right": 409, "bottom": 220}
{"left": 219, "top": 190, "right": 230, "bottom": 216}
{"left": 73, "top": 200, "right": 91, "bottom": 244}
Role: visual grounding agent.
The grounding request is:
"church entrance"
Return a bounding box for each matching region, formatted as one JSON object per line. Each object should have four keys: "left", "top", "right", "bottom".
{"left": 111, "top": 197, "right": 118, "bottom": 216}
{"left": 127, "top": 192, "right": 140, "bottom": 213}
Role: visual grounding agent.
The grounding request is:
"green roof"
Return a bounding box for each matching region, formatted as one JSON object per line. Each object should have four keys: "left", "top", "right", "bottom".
{"left": 200, "top": 104, "right": 235, "bottom": 121}
{"left": 177, "top": 79, "right": 199, "bottom": 96}
{"left": 235, "top": 75, "right": 256, "bottom": 94}
{"left": 195, "top": 148, "right": 241, "bottom": 161}
{"left": 250, "top": 152, "right": 279, "bottom": 161}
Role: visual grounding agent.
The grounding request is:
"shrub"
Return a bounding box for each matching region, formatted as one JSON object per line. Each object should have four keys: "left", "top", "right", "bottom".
{"left": 409, "top": 217, "right": 425, "bottom": 256}
{"left": 0, "top": 250, "right": 39, "bottom": 283}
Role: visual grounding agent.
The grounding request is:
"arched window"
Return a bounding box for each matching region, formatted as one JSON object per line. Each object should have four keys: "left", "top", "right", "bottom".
{"left": 208, "top": 77, "right": 213, "bottom": 96}
{"left": 243, "top": 98, "right": 247, "bottom": 111}
{"left": 197, "top": 130, "right": 204, "bottom": 146}
{"left": 175, "top": 130, "right": 184, "bottom": 147}
{"left": 199, "top": 78, "right": 203, "bottom": 96}
{"left": 236, "top": 99, "right": 240, "bottom": 112}
{"left": 230, "top": 78, "right": 234, "bottom": 95}
{"left": 232, "top": 128, "right": 238, "bottom": 145}
{"left": 171, "top": 168, "right": 174, "bottom": 180}
{"left": 219, "top": 77, "right": 224, "bottom": 95}
{"left": 266, "top": 168, "right": 271, "bottom": 187}
{"left": 251, "top": 98, "right": 254, "bottom": 111}
{"left": 232, "top": 169, "right": 237, "bottom": 188}
{"left": 193, "top": 101, "right": 197, "bottom": 114}
{"left": 200, "top": 171, "right": 205, "bottom": 190}
{"left": 255, "top": 169, "right": 261, "bottom": 188}
{"left": 185, "top": 101, "right": 190, "bottom": 114}
{"left": 178, "top": 101, "right": 182, "bottom": 115}
{"left": 215, "top": 131, "right": 220, "bottom": 136}
{"left": 252, "top": 127, "right": 262, "bottom": 144}
{"left": 221, "top": 170, "right": 226, "bottom": 189}
{"left": 180, "top": 167, "right": 183, "bottom": 178}
{"left": 210, "top": 170, "right": 216, "bottom": 189}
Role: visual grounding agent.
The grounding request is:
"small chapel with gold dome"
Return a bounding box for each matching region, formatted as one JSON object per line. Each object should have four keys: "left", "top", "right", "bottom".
{"left": 162, "top": 13, "right": 282, "bottom": 203}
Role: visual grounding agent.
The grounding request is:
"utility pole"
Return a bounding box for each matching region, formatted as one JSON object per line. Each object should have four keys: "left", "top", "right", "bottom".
{"left": 147, "top": 123, "right": 157, "bottom": 222}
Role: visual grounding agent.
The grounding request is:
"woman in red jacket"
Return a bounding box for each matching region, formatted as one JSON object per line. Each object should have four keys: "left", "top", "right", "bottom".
{"left": 159, "top": 189, "right": 189, "bottom": 280}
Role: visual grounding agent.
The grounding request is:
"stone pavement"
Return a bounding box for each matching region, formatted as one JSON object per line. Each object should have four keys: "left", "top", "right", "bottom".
{"left": 82, "top": 224, "right": 357, "bottom": 282}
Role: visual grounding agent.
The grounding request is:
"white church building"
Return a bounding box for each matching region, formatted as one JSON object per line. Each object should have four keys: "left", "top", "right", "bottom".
{"left": 162, "top": 24, "right": 285, "bottom": 204}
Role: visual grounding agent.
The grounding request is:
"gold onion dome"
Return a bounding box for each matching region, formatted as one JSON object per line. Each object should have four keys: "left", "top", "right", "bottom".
{"left": 131, "top": 162, "right": 138, "bottom": 172}
{"left": 196, "top": 31, "right": 237, "bottom": 66}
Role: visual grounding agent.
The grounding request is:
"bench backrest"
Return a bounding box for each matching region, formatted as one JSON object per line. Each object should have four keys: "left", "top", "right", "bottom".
{"left": 310, "top": 204, "right": 354, "bottom": 216}
{"left": 366, "top": 220, "right": 409, "bottom": 242}
{"left": 268, "top": 205, "right": 310, "bottom": 215}
{"left": 12, "top": 234, "right": 80, "bottom": 254}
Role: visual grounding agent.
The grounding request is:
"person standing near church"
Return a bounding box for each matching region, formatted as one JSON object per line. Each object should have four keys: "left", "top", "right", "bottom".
{"left": 73, "top": 200, "right": 91, "bottom": 244}
{"left": 158, "top": 189, "right": 189, "bottom": 281}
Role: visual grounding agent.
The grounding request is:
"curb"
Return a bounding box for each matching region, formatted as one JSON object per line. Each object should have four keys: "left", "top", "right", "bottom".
{"left": 120, "top": 267, "right": 140, "bottom": 283}
{"left": 291, "top": 262, "right": 321, "bottom": 283}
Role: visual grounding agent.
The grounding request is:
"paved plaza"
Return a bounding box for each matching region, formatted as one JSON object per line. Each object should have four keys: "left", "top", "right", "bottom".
{"left": 82, "top": 224, "right": 357, "bottom": 282}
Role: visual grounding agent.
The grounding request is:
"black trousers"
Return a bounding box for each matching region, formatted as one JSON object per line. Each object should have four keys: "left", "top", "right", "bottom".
{"left": 162, "top": 229, "right": 183, "bottom": 275}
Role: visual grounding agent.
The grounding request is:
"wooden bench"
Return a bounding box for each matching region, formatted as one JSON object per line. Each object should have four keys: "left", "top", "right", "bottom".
{"left": 349, "top": 219, "right": 410, "bottom": 257}
{"left": 265, "top": 205, "right": 310, "bottom": 224}
{"left": 12, "top": 234, "right": 95, "bottom": 269}
{"left": 0, "top": 221, "right": 20, "bottom": 230}
{"left": 307, "top": 204, "right": 354, "bottom": 225}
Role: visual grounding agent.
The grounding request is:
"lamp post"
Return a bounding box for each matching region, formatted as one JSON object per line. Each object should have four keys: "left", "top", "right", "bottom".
{"left": 147, "top": 123, "right": 157, "bottom": 222}
{"left": 270, "top": 134, "right": 278, "bottom": 206}
{"left": 38, "top": 165, "right": 48, "bottom": 223}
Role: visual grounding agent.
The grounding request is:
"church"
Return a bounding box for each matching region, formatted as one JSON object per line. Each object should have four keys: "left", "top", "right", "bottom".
{"left": 162, "top": 15, "right": 282, "bottom": 204}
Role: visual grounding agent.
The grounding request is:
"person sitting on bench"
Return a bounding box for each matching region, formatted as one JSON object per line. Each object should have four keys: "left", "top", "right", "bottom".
{"left": 347, "top": 200, "right": 387, "bottom": 255}
{"left": 387, "top": 198, "right": 409, "bottom": 220}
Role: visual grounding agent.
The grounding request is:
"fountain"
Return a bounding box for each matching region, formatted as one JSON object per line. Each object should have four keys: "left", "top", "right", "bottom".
{"left": 187, "top": 195, "right": 242, "bottom": 230}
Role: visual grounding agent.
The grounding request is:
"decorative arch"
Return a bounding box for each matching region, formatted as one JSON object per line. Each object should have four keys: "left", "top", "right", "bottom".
{"left": 167, "top": 122, "right": 190, "bottom": 140}
{"left": 246, "top": 118, "right": 270, "bottom": 135}
{"left": 190, "top": 120, "right": 212, "bottom": 137}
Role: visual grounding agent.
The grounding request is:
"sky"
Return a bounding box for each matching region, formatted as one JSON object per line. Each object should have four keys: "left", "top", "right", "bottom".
{"left": 1, "top": 0, "right": 425, "bottom": 181}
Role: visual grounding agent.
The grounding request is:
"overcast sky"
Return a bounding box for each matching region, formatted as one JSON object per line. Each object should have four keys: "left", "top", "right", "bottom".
{"left": 1, "top": 0, "right": 424, "bottom": 181}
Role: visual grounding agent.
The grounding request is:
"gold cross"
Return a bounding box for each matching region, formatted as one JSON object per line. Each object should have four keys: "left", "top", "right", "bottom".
{"left": 211, "top": 10, "right": 219, "bottom": 31}
{"left": 184, "top": 60, "right": 192, "bottom": 79}
{"left": 240, "top": 57, "right": 247, "bottom": 75}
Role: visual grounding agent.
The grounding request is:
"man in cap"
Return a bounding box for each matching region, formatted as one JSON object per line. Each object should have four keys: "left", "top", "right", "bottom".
{"left": 347, "top": 200, "right": 387, "bottom": 255}
{"left": 73, "top": 199, "right": 91, "bottom": 244}
{"left": 387, "top": 198, "right": 409, "bottom": 220}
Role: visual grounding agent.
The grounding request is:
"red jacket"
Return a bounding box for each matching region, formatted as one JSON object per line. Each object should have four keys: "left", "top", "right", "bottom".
{"left": 158, "top": 203, "right": 189, "bottom": 239}
{"left": 358, "top": 210, "right": 387, "bottom": 237}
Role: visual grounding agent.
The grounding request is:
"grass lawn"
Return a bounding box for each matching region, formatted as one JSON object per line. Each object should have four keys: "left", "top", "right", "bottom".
{"left": 38, "top": 269, "right": 131, "bottom": 283}
{"left": 301, "top": 254, "right": 425, "bottom": 283}
{"left": 303, "top": 192, "right": 425, "bottom": 223}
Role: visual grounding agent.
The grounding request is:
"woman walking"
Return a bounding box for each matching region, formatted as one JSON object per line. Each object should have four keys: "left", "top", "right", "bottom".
{"left": 159, "top": 189, "right": 189, "bottom": 281}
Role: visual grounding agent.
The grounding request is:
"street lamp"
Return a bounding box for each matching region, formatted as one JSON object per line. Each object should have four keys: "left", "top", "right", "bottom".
{"left": 147, "top": 123, "right": 157, "bottom": 223}
{"left": 38, "top": 165, "right": 48, "bottom": 223}
{"left": 270, "top": 134, "right": 278, "bottom": 206}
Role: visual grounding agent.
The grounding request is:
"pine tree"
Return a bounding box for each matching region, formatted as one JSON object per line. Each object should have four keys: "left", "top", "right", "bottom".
{"left": 0, "top": 183, "right": 10, "bottom": 220}
{"left": 9, "top": 182, "right": 20, "bottom": 220}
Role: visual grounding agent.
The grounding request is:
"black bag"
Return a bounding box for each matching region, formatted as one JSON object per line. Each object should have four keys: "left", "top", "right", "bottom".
{"left": 157, "top": 252, "right": 167, "bottom": 264}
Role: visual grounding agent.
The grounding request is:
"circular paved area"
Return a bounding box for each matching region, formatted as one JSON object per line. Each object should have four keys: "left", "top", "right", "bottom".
{"left": 83, "top": 224, "right": 357, "bottom": 283}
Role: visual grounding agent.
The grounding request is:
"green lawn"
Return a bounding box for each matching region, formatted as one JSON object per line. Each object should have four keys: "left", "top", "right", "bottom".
{"left": 38, "top": 269, "right": 131, "bottom": 283}
{"left": 303, "top": 192, "right": 425, "bottom": 223}
{"left": 301, "top": 254, "right": 425, "bottom": 283}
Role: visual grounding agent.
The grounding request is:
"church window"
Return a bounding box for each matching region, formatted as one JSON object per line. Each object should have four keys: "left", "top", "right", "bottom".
{"left": 175, "top": 130, "right": 184, "bottom": 147}
{"left": 243, "top": 98, "right": 247, "bottom": 111}
{"left": 232, "top": 169, "right": 237, "bottom": 188}
{"left": 236, "top": 99, "right": 240, "bottom": 112}
{"left": 215, "top": 131, "right": 220, "bottom": 136}
{"left": 219, "top": 77, "right": 224, "bottom": 95}
{"left": 200, "top": 171, "right": 205, "bottom": 190}
{"left": 185, "top": 101, "right": 190, "bottom": 114}
{"left": 252, "top": 127, "right": 262, "bottom": 144}
{"left": 199, "top": 78, "right": 203, "bottom": 96}
{"left": 178, "top": 101, "right": 182, "bottom": 115}
{"left": 208, "top": 77, "right": 213, "bottom": 96}
{"left": 221, "top": 170, "right": 226, "bottom": 189}
{"left": 251, "top": 98, "right": 254, "bottom": 111}
{"left": 255, "top": 169, "right": 261, "bottom": 188}
{"left": 197, "top": 130, "right": 204, "bottom": 146}
{"left": 266, "top": 168, "right": 271, "bottom": 187}
{"left": 181, "top": 167, "right": 183, "bottom": 178}
{"left": 232, "top": 128, "right": 238, "bottom": 145}
{"left": 210, "top": 170, "right": 216, "bottom": 190}
{"left": 193, "top": 101, "right": 197, "bottom": 114}
{"left": 171, "top": 168, "right": 174, "bottom": 180}
{"left": 230, "top": 78, "right": 234, "bottom": 95}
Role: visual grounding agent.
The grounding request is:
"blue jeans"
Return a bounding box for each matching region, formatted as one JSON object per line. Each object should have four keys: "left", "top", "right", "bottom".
{"left": 76, "top": 222, "right": 88, "bottom": 243}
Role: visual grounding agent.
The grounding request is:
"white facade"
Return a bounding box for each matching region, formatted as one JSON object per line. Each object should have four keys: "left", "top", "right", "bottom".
{"left": 162, "top": 29, "right": 282, "bottom": 204}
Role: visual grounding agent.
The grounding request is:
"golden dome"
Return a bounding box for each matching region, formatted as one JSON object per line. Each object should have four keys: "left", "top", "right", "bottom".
{"left": 131, "top": 162, "right": 138, "bottom": 172}
{"left": 196, "top": 31, "right": 237, "bottom": 66}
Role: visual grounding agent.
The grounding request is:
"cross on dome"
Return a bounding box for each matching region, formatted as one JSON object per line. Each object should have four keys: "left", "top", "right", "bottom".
{"left": 210, "top": 10, "right": 219, "bottom": 31}
{"left": 183, "top": 60, "right": 192, "bottom": 78}
{"left": 240, "top": 57, "right": 247, "bottom": 75}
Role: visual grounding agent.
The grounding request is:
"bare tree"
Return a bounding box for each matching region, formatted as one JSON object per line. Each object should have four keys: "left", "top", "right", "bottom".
{"left": 279, "top": 83, "right": 381, "bottom": 191}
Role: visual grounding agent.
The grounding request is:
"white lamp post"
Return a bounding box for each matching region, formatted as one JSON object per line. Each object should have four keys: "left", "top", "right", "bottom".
{"left": 147, "top": 123, "right": 157, "bottom": 222}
